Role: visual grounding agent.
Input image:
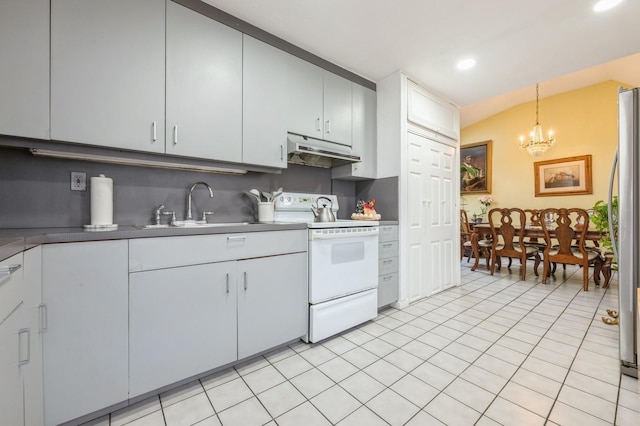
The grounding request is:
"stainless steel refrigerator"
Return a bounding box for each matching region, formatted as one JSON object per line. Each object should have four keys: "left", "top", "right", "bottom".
{"left": 615, "top": 87, "right": 639, "bottom": 378}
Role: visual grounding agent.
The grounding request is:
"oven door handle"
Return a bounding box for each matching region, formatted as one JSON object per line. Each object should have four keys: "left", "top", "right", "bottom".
{"left": 310, "top": 229, "right": 379, "bottom": 240}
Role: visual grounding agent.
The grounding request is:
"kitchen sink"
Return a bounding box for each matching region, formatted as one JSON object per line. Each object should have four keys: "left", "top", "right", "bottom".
{"left": 141, "top": 222, "right": 250, "bottom": 229}
{"left": 173, "top": 221, "right": 250, "bottom": 228}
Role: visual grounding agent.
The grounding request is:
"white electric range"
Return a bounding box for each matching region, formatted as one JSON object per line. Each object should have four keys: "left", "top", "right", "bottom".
{"left": 274, "top": 192, "right": 379, "bottom": 342}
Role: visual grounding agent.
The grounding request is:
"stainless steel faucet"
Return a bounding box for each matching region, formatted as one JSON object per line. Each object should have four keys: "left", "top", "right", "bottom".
{"left": 187, "top": 182, "right": 214, "bottom": 220}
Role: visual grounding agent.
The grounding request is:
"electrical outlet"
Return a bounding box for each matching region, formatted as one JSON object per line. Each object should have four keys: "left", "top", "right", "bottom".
{"left": 71, "top": 172, "right": 86, "bottom": 191}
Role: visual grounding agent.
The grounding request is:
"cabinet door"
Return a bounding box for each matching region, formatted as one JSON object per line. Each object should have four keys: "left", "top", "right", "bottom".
{"left": 0, "top": 252, "right": 25, "bottom": 426}
{"left": 287, "top": 55, "right": 324, "bottom": 138}
{"left": 0, "top": 304, "right": 25, "bottom": 426}
{"left": 238, "top": 253, "right": 307, "bottom": 359}
{"left": 23, "top": 246, "right": 43, "bottom": 426}
{"left": 331, "top": 83, "right": 376, "bottom": 180}
{"left": 323, "top": 71, "right": 352, "bottom": 146}
{"left": 407, "top": 80, "right": 459, "bottom": 140}
{"left": 129, "top": 261, "right": 238, "bottom": 398}
{"left": 51, "top": 0, "right": 165, "bottom": 152}
{"left": 166, "top": 1, "right": 242, "bottom": 161}
{"left": 42, "top": 241, "right": 128, "bottom": 426}
{"left": 0, "top": 0, "right": 49, "bottom": 139}
{"left": 243, "top": 35, "right": 288, "bottom": 168}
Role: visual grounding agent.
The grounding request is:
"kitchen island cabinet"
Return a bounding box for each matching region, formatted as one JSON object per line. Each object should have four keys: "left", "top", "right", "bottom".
{"left": 166, "top": 1, "right": 242, "bottom": 162}
{"left": 50, "top": 0, "right": 165, "bottom": 153}
{"left": 41, "top": 241, "right": 129, "bottom": 426}
{"left": 0, "top": 0, "right": 49, "bottom": 140}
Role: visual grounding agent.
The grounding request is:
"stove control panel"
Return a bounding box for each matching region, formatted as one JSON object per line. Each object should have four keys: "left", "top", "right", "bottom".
{"left": 275, "top": 192, "right": 339, "bottom": 212}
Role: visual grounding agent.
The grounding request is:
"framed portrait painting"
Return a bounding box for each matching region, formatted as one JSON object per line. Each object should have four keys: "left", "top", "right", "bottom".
{"left": 461, "top": 140, "right": 492, "bottom": 194}
{"left": 534, "top": 155, "right": 593, "bottom": 197}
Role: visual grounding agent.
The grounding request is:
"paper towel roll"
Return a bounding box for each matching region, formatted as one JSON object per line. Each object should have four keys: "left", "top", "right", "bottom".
{"left": 91, "top": 174, "right": 113, "bottom": 225}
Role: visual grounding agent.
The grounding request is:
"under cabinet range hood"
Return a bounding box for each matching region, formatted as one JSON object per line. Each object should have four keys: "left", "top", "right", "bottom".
{"left": 287, "top": 133, "right": 361, "bottom": 168}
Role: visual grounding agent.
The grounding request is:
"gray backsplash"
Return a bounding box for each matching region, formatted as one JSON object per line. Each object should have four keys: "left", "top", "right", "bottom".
{"left": 356, "top": 177, "right": 399, "bottom": 221}
{"left": 1, "top": 144, "right": 396, "bottom": 228}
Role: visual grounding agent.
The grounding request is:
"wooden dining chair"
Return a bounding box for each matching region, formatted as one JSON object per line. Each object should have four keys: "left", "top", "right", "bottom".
{"left": 488, "top": 208, "right": 541, "bottom": 280}
{"left": 540, "top": 208, "right": 602, "bottom": 291}
{"left": 460, "top": 209, "right": 474, "bottom": 261}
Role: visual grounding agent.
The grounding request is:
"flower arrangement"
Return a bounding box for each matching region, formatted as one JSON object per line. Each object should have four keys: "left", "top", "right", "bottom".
{"left": 477, "top": 195, "right": 495, "bottom": 217}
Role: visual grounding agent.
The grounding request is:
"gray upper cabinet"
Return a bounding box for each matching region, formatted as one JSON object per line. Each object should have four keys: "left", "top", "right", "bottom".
{"left": 242, "top": 35, "right": 288, "bottom": 168}
{"left": 287, "top": 55, "right": 324, "bottom": 139}
{"left": 166, "top": 1, "right": 242, "bottom": 162}
{"left": 50, "top": 0, "right": 165, "bottom": 153}
{"left": 332, "top": 83, "right": 377, "bottom": 180}
{"left": 287, "top": 55, "right": 352, "bottom": 146}
{"left": 323, "top": 72, "right": 352, "bottom": 146}
{"left": 0, "top": 0, "right": 49, "bottom": 140}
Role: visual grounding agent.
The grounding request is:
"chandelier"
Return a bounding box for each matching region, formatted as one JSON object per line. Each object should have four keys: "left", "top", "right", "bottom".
{"left": 519, "top": 83, "right": 556, "bottom": 157}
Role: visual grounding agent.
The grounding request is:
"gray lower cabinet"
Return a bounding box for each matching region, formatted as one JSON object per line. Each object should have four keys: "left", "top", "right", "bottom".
{"left": 0, "top": 0, "right": 49, "bottom": 140}
{"left": 50, "top": 0, "right": 165, "bottom": 153}
{"left": 41, "top": 241, "right": 129, "bottom": 426}
{"left": 128, "top": 230, "right": 308, "bottom": 398}
{"left": 242, "top": 35, "right": 288, "bottom": 168}
{"left": 166, "top": 1, "right": 242, "bottom": 162}
{"left": 238, "top": 252, "right": 307, "bottom": 358}
{"left": 129, "top": 261, "right": 238, "bottom": 398}
{"left": 0, "top": 253, "right": 25, "bottom": 426}
{"left": 378, "top": 225, "right": 399, "bottom": 308}
{"left": 0, "top": 248, "right": 43, "bottom": 426}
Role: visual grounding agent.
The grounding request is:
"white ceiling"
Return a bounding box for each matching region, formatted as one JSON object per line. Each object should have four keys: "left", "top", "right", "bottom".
{"left": 201, "top": 0, "right": 640, "bottom": 127}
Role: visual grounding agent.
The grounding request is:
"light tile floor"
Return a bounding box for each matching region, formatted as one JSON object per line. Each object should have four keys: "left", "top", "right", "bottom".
{"left": 85, "top": 262, "right": 640, "bottom": 425}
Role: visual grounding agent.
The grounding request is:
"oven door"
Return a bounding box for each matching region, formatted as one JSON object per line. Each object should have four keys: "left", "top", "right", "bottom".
{"left": 308, "top": 227, "right": 378, "bottom": 304}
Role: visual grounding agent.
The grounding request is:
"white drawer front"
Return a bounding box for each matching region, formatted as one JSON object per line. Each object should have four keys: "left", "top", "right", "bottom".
{"left": 378, "top": 256, "right": 398, "bottom": 276}
{"left": 309, "top": 289, "right": 377, "bottom": 342}
{"left": 379, "top": 241, "right": 398, "bottom": 259}
{"left": 378, "top": 273, "right": 398, "bottom": 307}
{"left": 129, "top": 230, "right": 307, "bottom": 272}
{"left": 378, "top": 225, "right": 398, "bottom": 243}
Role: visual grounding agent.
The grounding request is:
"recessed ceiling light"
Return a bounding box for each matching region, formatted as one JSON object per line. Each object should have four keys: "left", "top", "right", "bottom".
{"left": 457, "top": 58, "right": 476, "bottom": 71}
{"left": 593, "top": 0, "right": 623, "bottom": 12}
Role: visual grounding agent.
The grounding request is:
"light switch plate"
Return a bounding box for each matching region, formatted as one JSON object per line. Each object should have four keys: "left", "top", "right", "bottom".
{"left": 71, "top": 172, "right": 86, "bottom": 191}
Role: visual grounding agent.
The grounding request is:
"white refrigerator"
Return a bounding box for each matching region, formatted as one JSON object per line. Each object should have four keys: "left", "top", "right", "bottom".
{"left": 616, "top": 87, "right": 639, "bottom": 378}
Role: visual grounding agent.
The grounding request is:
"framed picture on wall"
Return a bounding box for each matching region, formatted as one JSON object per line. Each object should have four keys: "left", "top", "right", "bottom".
{"left": 534, "top": 155, "right": 593, "bottom": 197}
{"left": 461, "top": 140, "right": 492, "bottom": 194}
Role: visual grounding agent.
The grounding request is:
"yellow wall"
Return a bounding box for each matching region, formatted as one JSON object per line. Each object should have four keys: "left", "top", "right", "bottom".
{"left": 461, "top": 80, "right": 628, "bottom": 216}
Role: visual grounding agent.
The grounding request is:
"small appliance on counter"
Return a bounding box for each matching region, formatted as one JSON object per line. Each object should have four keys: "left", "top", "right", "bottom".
{"left": 84, "top": 174, "right": 118, "bottom": 231}
{"left": 274, "top": 192, "right": 379, "bottom": 342}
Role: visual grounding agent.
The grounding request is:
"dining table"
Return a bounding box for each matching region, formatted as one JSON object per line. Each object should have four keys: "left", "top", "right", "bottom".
{"left": 469, "top": 222, "right": 612, "bottom": 286}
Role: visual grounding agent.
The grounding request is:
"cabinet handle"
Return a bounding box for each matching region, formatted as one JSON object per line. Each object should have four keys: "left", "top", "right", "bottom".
{"left": 382, "top": 243, "right": 393, "bottom": 248}
{"left": 382, "top": 227, "right": 393, "bottom": 232}
{"left": 325, "top": 120, "right": 331, "bottom": 134}
{"left": 173, "top": 125, "right": 178, "bottom": 145}
{"left": 315, "top": 117, "right": 321, "bottom": 132}
{"left": 225, "top": 273, "right": 229, "bottom": 294}
{"left": 382, "top": 275, "right": 393, "bottom": 281}
{"left": 227, "top": 236, "right": 246, "bottom": 244}
{"left": 243, "top": 271, "right": 247, "bottom": 290}
{"left": 152, "top": 121, "right": 157, "bottom": 142}
{"left": 383, "top": 259, "right": 393, "bottom": 265}
{"left": 38, "top": 304, "right": 47, "bottom": 332}
{"left": 0, "top": 264, "right": 21, "bottom": 279}
{"left": 280, "top": 144, "right": 284, "bottom": 161}
{"left": 18, "top": 328, "right": 30, "bottom": 366}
